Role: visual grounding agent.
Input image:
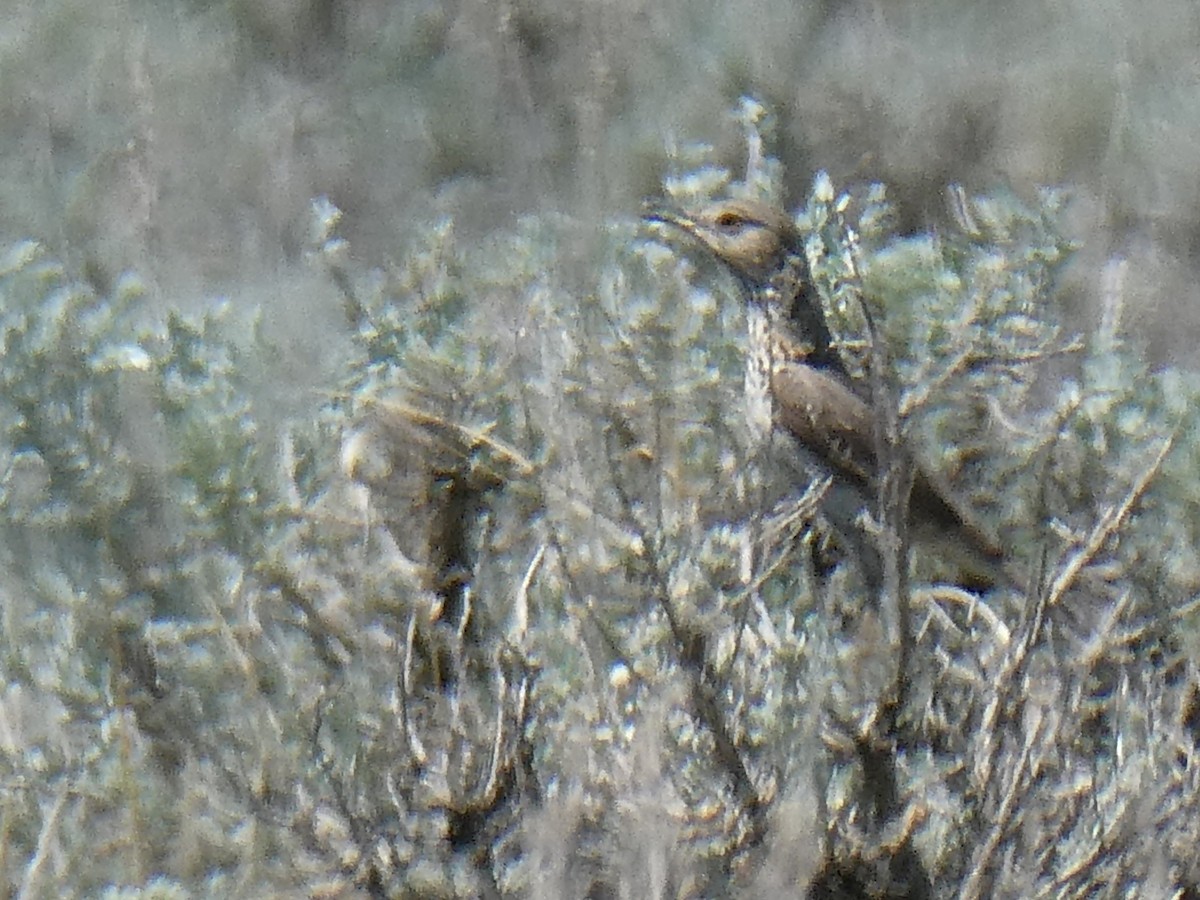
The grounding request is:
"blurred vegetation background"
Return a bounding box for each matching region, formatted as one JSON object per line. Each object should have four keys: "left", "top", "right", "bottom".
{"left": 4, "top": 1, "right": 1200, "bottom": 897}
{"left": 5, "top": 0, "right": 1200, "bottom": 359}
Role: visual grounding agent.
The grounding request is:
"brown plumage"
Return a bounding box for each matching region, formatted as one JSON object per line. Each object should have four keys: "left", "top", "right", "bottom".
{"left": 644, "top": 200, "right": 843, "bottom": 376}
{"left": 645, "top": 197, "right": 1007, "bottom": 588}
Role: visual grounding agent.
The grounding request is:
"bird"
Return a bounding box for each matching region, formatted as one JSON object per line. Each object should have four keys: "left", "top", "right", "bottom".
{"left": 644, "top": 197, "right": 1008, "bottom": 590}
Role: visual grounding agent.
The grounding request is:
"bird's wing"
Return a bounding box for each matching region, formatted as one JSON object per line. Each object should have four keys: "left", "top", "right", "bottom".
{"left": 771, "top": 361, "right": 1004, "bottom": 564}
{"left": 770, "top": 361, "right": 877, "bottom": 487}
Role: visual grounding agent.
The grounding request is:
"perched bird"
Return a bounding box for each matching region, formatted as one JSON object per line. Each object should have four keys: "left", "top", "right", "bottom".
{"left": 646, "top": 199, "right": 843, "bottom": 442}
{"left": 644, "top": 197, "right": 1007, "bottom": 590}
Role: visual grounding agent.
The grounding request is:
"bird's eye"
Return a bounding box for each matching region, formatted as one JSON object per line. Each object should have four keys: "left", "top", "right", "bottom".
{"left": 714, "top": 211, "right": 745, "bottom": 229}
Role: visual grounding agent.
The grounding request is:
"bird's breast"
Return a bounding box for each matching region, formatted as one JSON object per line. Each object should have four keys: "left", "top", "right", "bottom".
{"left": 745, "top": 306, "right": 774, "bottom": 443}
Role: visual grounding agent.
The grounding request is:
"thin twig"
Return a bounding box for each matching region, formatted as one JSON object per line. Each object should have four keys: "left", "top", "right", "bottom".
{"left": 1044, "top": 429, "right": 1177, "bottom": 608}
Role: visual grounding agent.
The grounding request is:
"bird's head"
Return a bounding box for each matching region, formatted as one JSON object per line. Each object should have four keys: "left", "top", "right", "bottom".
{"left": 644, "top": 198, "right": 800, "bottom": 286}
{"left": 645, "top": 195, "right": 843, "bottom": 375}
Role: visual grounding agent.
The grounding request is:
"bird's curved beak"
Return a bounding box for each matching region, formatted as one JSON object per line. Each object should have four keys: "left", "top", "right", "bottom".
{"left": 641, "top": 201, "right": 697, "bottom": 233}
{"left": 641, "top": 202, "right": 712, "bottom": 262}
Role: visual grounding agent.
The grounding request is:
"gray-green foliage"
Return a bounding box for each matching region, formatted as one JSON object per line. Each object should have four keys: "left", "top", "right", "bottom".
{"left": 2, "top": 119, "right": 1199, "bottom": 897}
